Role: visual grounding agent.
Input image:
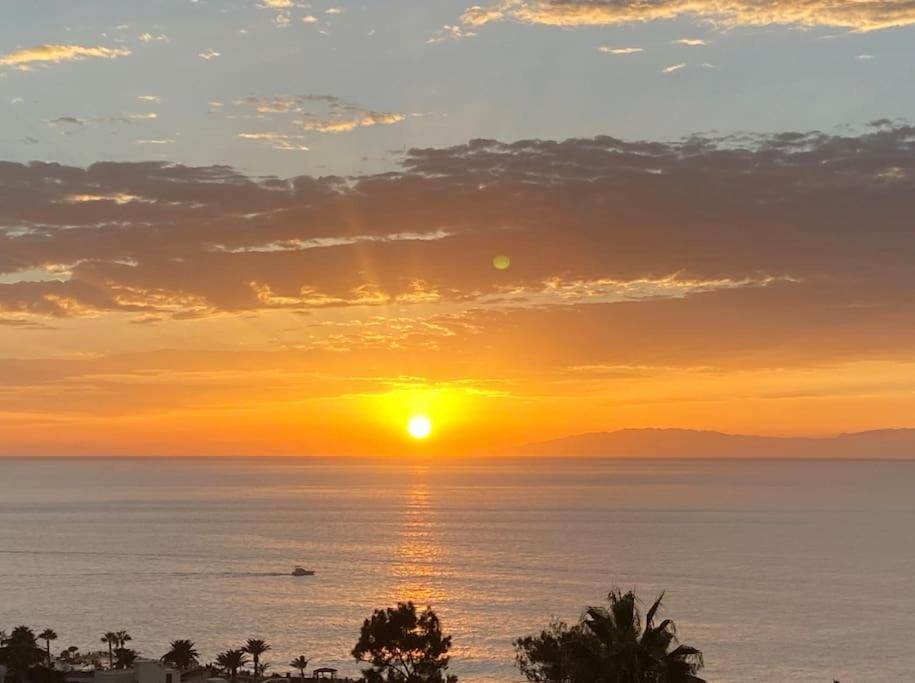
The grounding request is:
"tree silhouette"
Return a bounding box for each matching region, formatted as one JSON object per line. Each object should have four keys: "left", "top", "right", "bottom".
{"left": 242, "top": 639, "right": 271, "bottom": 682}
{"left": 289, "top": 656, "right": 309, "bottom": 683}
{"left": 101, "top": 633, "right": 119, "bottom": 669}
{"left": 162, "top": 639, "right": 199, "bottom": 671}
{"left": 352, "top": 602, "right": 457, "bottom": 682}
{"left": 0, "top": 626, "right": 45, "bottom": 682}
{"left": 515, "top": 589, "right": 704, "bottom": 683}
{"left": 216, "top": 649, "right": 249, "bottom": 683}
{"left": 114, "top": 648, "right": 138, "bottom": 670}
{"left": 38, "top": 630, "right": 57, "bottom": 666}
{"left": 115, "top": 632, "right": 132, "bottom": 649}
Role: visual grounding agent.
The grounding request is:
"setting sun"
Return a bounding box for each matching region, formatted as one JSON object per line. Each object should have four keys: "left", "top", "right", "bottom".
{"left": 407, "top": 415, "right": 433, "bottom": 440}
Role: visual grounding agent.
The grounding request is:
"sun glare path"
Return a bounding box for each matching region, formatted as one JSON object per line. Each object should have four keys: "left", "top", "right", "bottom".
{"left": 408, "top": 415, "right": 433, "bottom": 439}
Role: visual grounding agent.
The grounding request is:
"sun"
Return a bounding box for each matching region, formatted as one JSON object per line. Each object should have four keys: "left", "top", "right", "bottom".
{"left": 407, "top": 415, "right": 432, "bottom": 440}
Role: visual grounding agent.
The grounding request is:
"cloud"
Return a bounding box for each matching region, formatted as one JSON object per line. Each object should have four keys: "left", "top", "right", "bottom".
{"left": 198, "top": 49, "right": 221, "bottom": 60}
{"left": 137, "top": 95, "right": 161, "bottom": 103}
{"left": 662, "top": 62, "right": 686, "bottom": 73}
{"left": 237, "top": 94, "right": 339, "bottom": 113}
{"left": 48, "top": 112, "right": 157, "bottom": 128}
{"left": 598, "top": 46, "right": 643, "bottom": 54}
{"left": 138, "top": 33, "right": 169, "bottom": 43}
{"left": 0, "top": 44, "right": 131, "bottom": 69}
{"left": 673, "top": 38, "right": 706, "bottom": 45}
{"left": 460, "top": 0, "right": 915, "bottom": 31}
{"left": 48, "top": 116, "right": 86, "bottom": 127}
{"left": 2, "top": 121, "right": 915, "bottom": 384}
{"left": 299, "top": 111, "right": 406, "bottom": 133}
{"left": 427, "top": 25, "right": 478, "bottom": 43}
{"left": 237, "top": 132, "right": 309, "bottom": 151}
{"left": 233, "top": 95, "right": 407, "bottom": 134}
{"left": 7, "top": 126, "right": 915, "bottom": 444}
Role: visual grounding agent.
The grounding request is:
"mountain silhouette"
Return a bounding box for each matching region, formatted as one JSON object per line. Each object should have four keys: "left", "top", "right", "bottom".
{"left": 510, "top": 428, "right": 915, "bottom": 458}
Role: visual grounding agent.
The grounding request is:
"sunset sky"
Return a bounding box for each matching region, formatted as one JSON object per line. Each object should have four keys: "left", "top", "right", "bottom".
{"left": 2, "top": 0, "right": 915, "bottom": 455}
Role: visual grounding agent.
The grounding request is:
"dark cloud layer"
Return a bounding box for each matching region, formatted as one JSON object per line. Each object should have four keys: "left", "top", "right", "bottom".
{"left": 1, "top": 124, "right": 914, "bottom": 342}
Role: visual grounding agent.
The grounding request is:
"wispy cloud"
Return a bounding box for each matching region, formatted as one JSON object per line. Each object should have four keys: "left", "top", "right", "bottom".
{"left": 460, "top": 0, "right": 915, "bottom": 31}
{"left": 48, "top": 116, "right": 85, "bottom": 127}
{"left": 0, "top": 44, "right": 131, "bottom": 69}
{"left": 234, "top": 95, "right": 407, "bottom": 134}
{"left": 598, "top": 46, "right": 643, "bottom": 54}
{"left": 673, "top": 38, "right": 707, "bottom": 46}
{"left": 198, "top": 49, "right": 221, "bottom": 60}
{"left": 138, "top": 33, "right": 169, "bottom": 43}
{"left": 299, "top": 111, "right": 406, "bottom": 133}
{"left": 662, "top": 62, "right": 686, "bottom": 73}
{"left": 136, "top": 95, "right": 161, "bottom": 103}
{"left": 48, "top": 112, "right": 157, "bottom": 127}
{"left": 237, "top": 132, "right": 309, "bottom": 150}
{"left": 427, "top": 25, "right": 478, "bottom": 43}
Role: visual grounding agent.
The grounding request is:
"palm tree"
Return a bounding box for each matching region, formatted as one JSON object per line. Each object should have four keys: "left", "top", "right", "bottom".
{"left": 38, "top": 629, "right": 57, "bottom": 665}
{"left": 162, "top": 639, "right": 199, "bottom": 672}
{"left": 242, "top": 639, "right": 271, "bottom": 682}
{"left": 583, "top": 590, "right": 704, "bottom": 682}
{"left": 115, "top": 631, "right": 132, "bottom": 649}
{"left": 101, "top": 632, "right": 119, "bottom": 669}
{"left": 515, "top": 589, "right": 704, "bottom": 682}
{"left": 215, "top": 649, "right": 249, "bottom": 683}
{"left": 289, "top": 656, "right": 309, "bottom": 683}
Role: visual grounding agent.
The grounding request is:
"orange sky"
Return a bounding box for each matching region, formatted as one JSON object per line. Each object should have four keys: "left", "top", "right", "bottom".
{"left": 2, "top": 132, "right": 915, "bottom": 454}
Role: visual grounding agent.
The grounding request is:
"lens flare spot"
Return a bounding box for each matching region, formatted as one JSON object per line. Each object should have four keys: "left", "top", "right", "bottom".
{"left": 493, "top": 255, "right": 511, "bottom": 270}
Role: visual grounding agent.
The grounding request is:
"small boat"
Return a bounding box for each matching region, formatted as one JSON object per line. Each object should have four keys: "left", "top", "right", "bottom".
{"left": 291, "top": 566, "right": 315, "bottom": 576}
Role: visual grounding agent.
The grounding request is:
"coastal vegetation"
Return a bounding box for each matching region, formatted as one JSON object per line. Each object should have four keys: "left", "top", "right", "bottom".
{"left": 1, "top": 588, "right": 706, "bottom": 682}
{"left": 38, "top": 631, "right": 57, "bottom": 667}
{"left": 515, "top": 590, "right": 705, "bottom": 683}
{"left": 215, "top": 650, "right": 249, "bottom": 683}
{"left": 288, "top": 656, "right": 309, "bottom": 683}
{"left": 352, "top": 602, "right": 455, "bottom": 683}
{"left": 0, "top": 626, "right": 44, "bottom": 682}
{"left": 241, "top": 639, "right": 271, "bottom": 681}
{"left": 162, "top": 640, "right": 199, "bottom": 671}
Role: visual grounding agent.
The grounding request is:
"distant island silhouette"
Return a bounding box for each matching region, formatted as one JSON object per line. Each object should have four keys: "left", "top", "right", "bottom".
{"left": 511, "top": 428, "right": 915, "bottom": 458}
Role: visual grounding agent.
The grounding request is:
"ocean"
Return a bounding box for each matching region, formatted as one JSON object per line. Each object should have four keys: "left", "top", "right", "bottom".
{"left": 1, "top": 457, "right": 913, "bottom": 681}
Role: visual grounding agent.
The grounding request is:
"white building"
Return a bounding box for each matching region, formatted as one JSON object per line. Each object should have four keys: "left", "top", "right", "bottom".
{"left": 96, "top": 660, "right": 180, "bottom": 683}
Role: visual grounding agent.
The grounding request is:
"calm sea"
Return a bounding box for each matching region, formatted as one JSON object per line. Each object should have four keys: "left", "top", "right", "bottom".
{"left": 1, "top": 458, "right": 913, "bottom": 682}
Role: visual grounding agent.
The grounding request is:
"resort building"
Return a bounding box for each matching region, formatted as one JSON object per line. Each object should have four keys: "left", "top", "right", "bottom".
{"left": 94, "top": 660, "right": 180, "bottom": 683}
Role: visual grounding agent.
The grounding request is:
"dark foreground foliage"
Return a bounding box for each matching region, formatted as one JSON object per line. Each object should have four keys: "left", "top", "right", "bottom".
{"left": 514, "top": 589, "right": 704, "bottom": 683}
{"left": 352, "top": 602, "right": 457, "bottom": 682}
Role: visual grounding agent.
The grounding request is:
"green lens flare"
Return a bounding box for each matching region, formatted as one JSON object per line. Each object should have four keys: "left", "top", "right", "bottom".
{"left": 493, "top": 255, "right": 511, "bottom": 270}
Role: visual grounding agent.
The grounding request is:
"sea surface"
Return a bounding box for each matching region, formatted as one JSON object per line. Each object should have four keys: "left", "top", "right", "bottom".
{"left": 1, "top": 457, "right": 914, "bottom": 682}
